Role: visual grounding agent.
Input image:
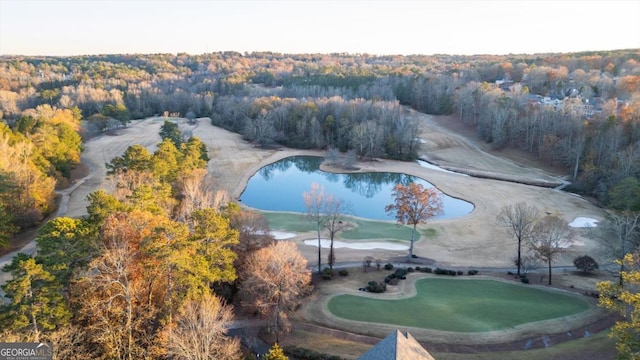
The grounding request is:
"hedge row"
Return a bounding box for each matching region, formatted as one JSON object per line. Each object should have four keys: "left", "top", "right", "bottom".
{"left": 414, "top": 266, "right": 479, "bottom": 276}
{"left": 284, "top": 346, "right": 346, "bottom": 360}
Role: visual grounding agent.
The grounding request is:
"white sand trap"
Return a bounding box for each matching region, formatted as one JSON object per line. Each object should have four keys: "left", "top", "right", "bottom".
{"left": 252, "top": 230, "right": 297, "bottom": 239}
{"left": 271, "top": 231, "right": 297, "bottom": 240}
{"left": 303, "top": 239, "right": 409, "bottom": 250}
{"left": 569, "top": 217, "right": 598, "bottom": 228}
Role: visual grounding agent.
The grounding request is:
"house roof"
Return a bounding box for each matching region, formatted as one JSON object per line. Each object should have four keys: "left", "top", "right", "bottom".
{"left": 357, "top": 330, "right": 436, "bottom": 360}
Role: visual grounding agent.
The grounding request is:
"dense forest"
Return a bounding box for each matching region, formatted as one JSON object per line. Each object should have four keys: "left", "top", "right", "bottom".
{"left": 1, "top": 50, "right": 640, "bottom": 357}
{"left": 2, "top": 50, "right": 640, "bottom": 245}
{"left": 1, "top": 120, "right": 295, "bottom": 358}
{"left": 1, "top": 51, "right": 638, "bottom": 199}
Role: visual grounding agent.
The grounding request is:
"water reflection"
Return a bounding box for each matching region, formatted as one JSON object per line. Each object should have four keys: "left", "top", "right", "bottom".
{"left": 240, "top": 156, "right": 473, "bottom": 221}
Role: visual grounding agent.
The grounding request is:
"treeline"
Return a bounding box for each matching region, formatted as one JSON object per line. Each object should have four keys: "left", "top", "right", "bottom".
{"left": 2, "top": 50, "right": 637, "bottom": 121}
{"left": 1, "top": 122, "right": 311, "bottom": 358}
{"left": 1, "top": 50, "right": 640, "bottom": 202}
{"left": 455, "top": 81, "right": 640, "bottom": 201}
{"left": 212, "top": 95, "right": 419, "bottom": 159}
{"left": 0, "top": 105, "right": 82, "bottom": 245}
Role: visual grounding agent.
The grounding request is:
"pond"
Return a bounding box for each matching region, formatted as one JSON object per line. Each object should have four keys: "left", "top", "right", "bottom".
{"left": 239, "top": 156, "right": 473, "bottom": 221}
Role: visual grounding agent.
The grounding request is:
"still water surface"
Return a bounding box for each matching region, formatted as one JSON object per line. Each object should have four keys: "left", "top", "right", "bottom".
{"left": 240, "top": 156, "right": 473, "bottom": 221}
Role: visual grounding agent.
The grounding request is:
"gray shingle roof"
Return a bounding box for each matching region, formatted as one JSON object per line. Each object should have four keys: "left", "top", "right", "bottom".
{"left": 357, "top": 330, "right": 435, "bottom": 360}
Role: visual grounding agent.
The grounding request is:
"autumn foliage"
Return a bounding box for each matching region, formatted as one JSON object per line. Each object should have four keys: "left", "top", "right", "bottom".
{"left": 385, "top": 183, "right": 443, "bottom": 259}
{"left": 239, "top": 242, "right": 312, "bottom": 338}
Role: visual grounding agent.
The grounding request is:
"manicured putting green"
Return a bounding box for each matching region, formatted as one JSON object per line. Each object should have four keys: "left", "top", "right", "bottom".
{"left": 262, "top": 211, "right": 417, "bottom": 241}
{"left": 328, "top": 278, "right": 591, "bottom": 332}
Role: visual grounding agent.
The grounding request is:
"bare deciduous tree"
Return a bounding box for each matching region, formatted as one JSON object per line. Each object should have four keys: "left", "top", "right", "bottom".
{"left": 225, "top": 203, "right": 276, "bottom": 268}
{"left": 325, "top": 147, "right": 340, "bottom": 165}
{"left": 303, "top": 183, "right": 327, "bottom": 273}
{"left": 177, "top": 168, "right": 228, "bottom": 221}
{"left": 362, "top": 256, "right": 374, "bottom": 272}
{"left": 74, "top": 212, "right": 148, "bottom": 360}
{"left": 497, "top": 202, "right": 540, "bottom": 276}
{"left": 602, "top": 211, "right": 640, "bottom": 286}
{"left": 167, "top": 293, "right": 241, "bottom": 360}
{"left": 239, "top": 242, "right": 311, "bottom": 341}
{"left": 602, "top": 177, "right": 640, "bottom": 286}
{"left": 303, "top": 183, "right": 350, "bottom": 272}
{"left": 323, "top": 197, "right": 352, "bottom": 271}
{"left": 528, "top": 215, "right": 574, "bottom": 285}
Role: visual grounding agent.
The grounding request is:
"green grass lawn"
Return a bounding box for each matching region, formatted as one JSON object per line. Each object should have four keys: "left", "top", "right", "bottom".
{"left": 262, "top": 212, "right": 317, "bottom": 232}
{"left": 339, "top": 220, "right": 415, "bottom": 241}
{"left": 328, "top": 278, "right": 592, "bottom": 332}
{"left": 262, "top": 211, "right": 428, "bottom": 241}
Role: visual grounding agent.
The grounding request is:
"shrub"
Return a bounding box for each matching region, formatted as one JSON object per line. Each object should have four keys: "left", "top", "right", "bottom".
{"left": 468, "top": 269, "right": 479, "bottom": 275}
{"left": 338, "top": 269, "right": 349, "bottom": 276}
{"left": 457, "top": 271, "right": 464, "bottom": 276}
{"left": 407, "top": 267, "right": 415, "bottom": 273}
{"left": 574, "top": 255, "right": 599, "bottom": 273}
{"left": 421, "top": 267, "right": 432, "bottom": 273}
{"left": 384, "top": 263, "right": 394, "bottom": 270}
{"left": 434, "top": 268, "right": 458, "bottom": 276}
{"left": 362, "top": 256, "right": 374, "bottom": 272}
{"left": 521, "top": 278, "right": 530, "bottom": 284}
{"left": 366, "top": 281, "right": 387, "bottom": 293}
{"left": 322, "top": 268, "right": 333, "bottom": 280}
{"left": 284, "top": 346, "right": 347, "bottom": 360}
{"left": 415, "top": 266, "right": 421, "bottom": 271}
{"left": 394, "top": 268, "right": 408, "bottom": 277}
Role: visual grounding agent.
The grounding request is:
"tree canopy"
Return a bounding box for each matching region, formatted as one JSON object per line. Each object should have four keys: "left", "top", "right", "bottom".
{"left": 598, "top": 252, "right": 640, "bottom": 358}
{"left": 239, "top": 242, "right": 311, "bottom": 340}
{"left": 385, "top": 183, "right": 442, "bottom": 260}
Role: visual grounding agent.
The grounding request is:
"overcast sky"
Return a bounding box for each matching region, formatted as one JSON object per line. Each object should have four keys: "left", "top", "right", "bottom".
{"left": 1, "top": 0, "right": 639, "bottom": 56}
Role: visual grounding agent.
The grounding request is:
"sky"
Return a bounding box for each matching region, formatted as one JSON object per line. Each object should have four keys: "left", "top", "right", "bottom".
{"left": 1, "top": 0, "right": 639, "bottom": 56}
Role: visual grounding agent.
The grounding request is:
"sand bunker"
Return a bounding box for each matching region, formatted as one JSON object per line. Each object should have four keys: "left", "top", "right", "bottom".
{"left": 271, "top": 231, "right": 297, "bottom": 240}
{"left": 417, "top": 159, "right": 469, "bottom": 176}
{"left": 303, "top": 239, "right": 409, "bottom": 250}
{"left": 569, "top": 217, "right": 598, "bottom": 228}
